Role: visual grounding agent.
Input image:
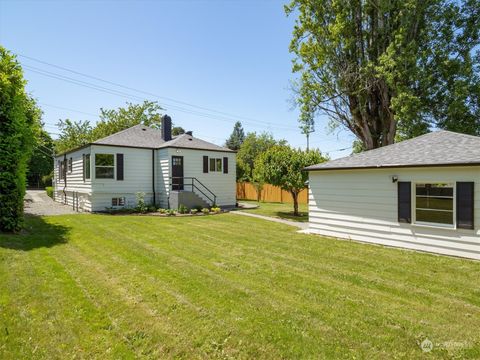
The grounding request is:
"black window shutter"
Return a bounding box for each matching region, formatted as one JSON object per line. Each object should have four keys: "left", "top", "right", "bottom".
{"left": 203, "top": 156, "right": 209, "bottom": 173}
{"left": 223, "top": 157, "right": 228, "bottom": 174}
{"left": 398, "top": 182, "right": 411, "bottom": 223}
{"left": 117, "top": 154, "right": 124, "bottom": 180}
{"left": 457, "top": 182, "right": 474, "bottom": 229}
{"left": 82, "top": 154, "right": 86, "bottom": 182}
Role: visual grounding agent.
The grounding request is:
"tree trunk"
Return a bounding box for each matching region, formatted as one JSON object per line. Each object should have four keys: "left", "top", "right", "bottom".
{"left": 291, "top": 191, "right": 299, "bottom": 216}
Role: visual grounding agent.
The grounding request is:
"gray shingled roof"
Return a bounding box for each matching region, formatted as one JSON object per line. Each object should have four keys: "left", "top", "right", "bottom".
{"left": 160, "top": 133, "right": 234, "bottom": 152}
{"left": 93, "top": 125, "right": 165, "bottom": 148}
{"left": 306, "top": 130, "right": 480, "bottom": 171}
{"left": 93, "top": 124, "right": 234, "bottom": 152}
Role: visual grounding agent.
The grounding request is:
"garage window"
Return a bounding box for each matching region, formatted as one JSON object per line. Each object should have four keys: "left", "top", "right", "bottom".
{"left": 414, "top": 183, "right": 454, "bottom": 227}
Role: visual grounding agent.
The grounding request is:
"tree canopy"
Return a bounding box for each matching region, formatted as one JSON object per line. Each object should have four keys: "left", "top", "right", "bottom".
{"left": 55, "top": 101, "right": 163, "bottom": 153}
{"left": 236, "top": 132, "right": 286, "bottom": 181}
{"left": 0, "top": 47, "right": 42, "bottom": 231}
{"left": 225, "top": 121, "right": 245, "bottom": 151}
{"left": 256, "top": 146, "right": 327, "bottom": 215}
{"left": 172, "top": 126, "right": 185, "bottom": 136}
{"left": 27, "top": 129, "right": 54, "bottom": 188}
{"left": 286, "top": 0, "right": 480, "bottom": 149}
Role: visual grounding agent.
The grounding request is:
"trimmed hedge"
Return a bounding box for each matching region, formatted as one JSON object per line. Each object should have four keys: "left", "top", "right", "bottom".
{"left": 0, "top": 47, "right": 40, "bottom": 232}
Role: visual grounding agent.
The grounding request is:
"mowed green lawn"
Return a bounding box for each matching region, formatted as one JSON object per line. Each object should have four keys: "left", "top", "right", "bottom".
{"left": 239, "top": 200, "right": 308, "bottom": 222}
{"left": 1, "top": 214, "right": 480, "bottom": 359}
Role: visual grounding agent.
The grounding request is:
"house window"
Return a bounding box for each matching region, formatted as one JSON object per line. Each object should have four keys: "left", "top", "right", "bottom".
{"left": 59, "top": 160, "right": 66, "bottom": 180}
{"left": 84, "top": 154, "right": 91, "bottom": 180}
{"left": 415, "top": 183, "right": 454, "bottom": 227}
{"left": 209, "top": 158, "right": 223, "bottom": 172}
{"left": 95, "top": 154, "right": 115, "bottom": 179}
{"left": 112, "top": 197, "right": 125, "bottom": 207}
{"left": 68, "top": 158, "right": 73, "bottom": 173}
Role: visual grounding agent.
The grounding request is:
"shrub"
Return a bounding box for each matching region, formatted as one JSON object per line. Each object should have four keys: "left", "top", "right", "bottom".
{"left": 157, "top": 208, "right": 166, "bottom": 214}
{"left": 166, "top": 209, "right": 176, "bottom": 216}
{"left": 45, "top": 186, "right": 53, "bottom": 198}
{"left": 177, "top": 204, "right": 189, "bottom": 214}
{"left": 194, "top": 205, "right": 203, "bottom": 212}
{"left": 147, "top": 205, "right": 157, "bottom": 213}
{"left": 190, "top": 209, "right": 198, "bottom": 215}
{"left": 135, "top": 192, "right": 148, "bottom": 213}
{"left": 202, "top": 208, "right": 210, "bottom": 215}
{"left": 211, "top": 207, "right": 222, "bottom": 214}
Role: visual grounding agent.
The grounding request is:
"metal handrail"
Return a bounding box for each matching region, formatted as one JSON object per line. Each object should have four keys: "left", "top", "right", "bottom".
{"left": 169, "top": 177, "right": 217, "bottom": 205}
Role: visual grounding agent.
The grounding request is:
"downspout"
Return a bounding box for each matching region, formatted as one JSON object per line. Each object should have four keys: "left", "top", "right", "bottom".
{"left": 152, "top": 149, "right": 156, "bottom": 205}
{"left": 63, "top": 154, "right": 67, "bottom": 204}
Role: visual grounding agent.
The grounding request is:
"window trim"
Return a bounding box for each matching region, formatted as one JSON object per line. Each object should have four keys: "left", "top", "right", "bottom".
{"left": 412, "top": 182, "right": 456, "bottom": 229}
{"left": 208, "top": 157, "right": 224, "bottom": 173}
{"left": 95, "top": 153, "right": 115, "bottom": 179}
{"left": 84, "top": 154, "right": 91, "bottom": 181}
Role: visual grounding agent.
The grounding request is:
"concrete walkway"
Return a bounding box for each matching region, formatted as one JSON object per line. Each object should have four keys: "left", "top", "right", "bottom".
{"left": 230, "top": 210, "right": 308, "bottom": 230}
{"left": 25, "top": 190, "right": 79, "bottom": 216}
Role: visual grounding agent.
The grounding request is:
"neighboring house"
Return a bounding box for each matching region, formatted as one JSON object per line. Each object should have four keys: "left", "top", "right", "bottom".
{"left": 53, "top": 115, "right": 236, "bottom": 211}
{"left": 305, "top": 131, "right": 480, "bottom": 260}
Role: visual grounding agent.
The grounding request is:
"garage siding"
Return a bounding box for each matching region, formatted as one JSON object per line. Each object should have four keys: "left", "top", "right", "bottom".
{"left": 308, "top": 167, "right": 480, "bottom": 260}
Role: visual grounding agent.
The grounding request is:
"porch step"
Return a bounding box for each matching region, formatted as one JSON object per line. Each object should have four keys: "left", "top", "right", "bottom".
{"left": 169, "top": 191, "right": 210, "bottom": 210}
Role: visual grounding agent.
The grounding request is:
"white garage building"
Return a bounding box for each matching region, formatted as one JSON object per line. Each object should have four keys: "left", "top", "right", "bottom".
{"left": 305, "top": 131, "right": 480, "bottom": 260}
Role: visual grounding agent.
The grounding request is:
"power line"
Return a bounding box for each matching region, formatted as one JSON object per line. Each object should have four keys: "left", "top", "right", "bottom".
{"left": 19, "top": 53, "right": 301, "bottom": 131}
{"left": 39, "top": 102, "right": 99, "bottom": 118}
{"left": 24, "top": 65, "right": 300, "bottom": 132}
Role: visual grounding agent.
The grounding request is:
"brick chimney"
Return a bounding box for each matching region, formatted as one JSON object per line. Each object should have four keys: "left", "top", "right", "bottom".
{"left": 161, "top": 115, "right": 172, "bottom": 141}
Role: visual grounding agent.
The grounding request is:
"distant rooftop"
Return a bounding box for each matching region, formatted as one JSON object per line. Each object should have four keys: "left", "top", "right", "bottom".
{"left": 306, "top": 130, "right": 480, "bottom": 171}
{"left": 93, "top": 124, "right": 234, "bottom": 152}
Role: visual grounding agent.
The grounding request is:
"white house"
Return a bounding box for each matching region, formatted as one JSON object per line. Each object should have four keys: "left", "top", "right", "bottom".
{"left": 53, "top": 115, "right": 236, "bottom": 212}
{"left": 305, "top": 131, "right": 480, "bottom": 260}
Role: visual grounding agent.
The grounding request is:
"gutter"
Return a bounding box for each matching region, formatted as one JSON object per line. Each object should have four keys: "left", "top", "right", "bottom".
{"left": 304, "top": 162, "right": 480, "bottom": 172}
{"left": 63, "top": 154, "right": 67, "bottom": 204}
{"left": 152, "top": 149, "right": 156, "bottom": 205}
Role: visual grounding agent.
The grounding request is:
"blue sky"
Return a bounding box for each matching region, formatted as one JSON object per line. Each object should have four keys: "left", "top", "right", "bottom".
{"left": 0, "top": 0, "right": 354, "bottom": 158}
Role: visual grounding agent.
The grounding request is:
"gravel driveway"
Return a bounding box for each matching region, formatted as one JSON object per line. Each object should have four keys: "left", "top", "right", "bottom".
{"left": 24, "top": 190, "right": 80, "bottom": 216}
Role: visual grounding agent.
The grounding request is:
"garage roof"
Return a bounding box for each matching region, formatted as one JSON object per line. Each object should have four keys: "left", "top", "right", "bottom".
{"left": 306, "top": 130, "right": 480, "bottom": 171}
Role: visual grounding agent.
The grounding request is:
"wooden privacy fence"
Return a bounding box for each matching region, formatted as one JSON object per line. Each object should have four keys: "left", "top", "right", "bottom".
{"left": 237, "top": 182, "right": 308, "bottom": 204}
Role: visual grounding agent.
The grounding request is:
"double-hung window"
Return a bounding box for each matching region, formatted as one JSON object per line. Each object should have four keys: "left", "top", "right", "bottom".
{"left": 414, "top": 183, "right": 454, "bottom": 227}
{"left": 95, "top": 154, "right": 115, "bottom": 179}
{"left": 209, "top": 158, "right": 223, "bottom": 172}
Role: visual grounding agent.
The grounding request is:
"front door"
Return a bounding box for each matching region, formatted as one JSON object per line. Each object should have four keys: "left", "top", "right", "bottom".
{"left": 172, "top": 156, "right": 184, "bottom": 190}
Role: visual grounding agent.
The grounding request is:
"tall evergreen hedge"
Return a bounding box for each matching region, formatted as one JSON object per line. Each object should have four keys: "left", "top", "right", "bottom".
{"left": 0, "top": 47, "right": 40, "bottom": 232}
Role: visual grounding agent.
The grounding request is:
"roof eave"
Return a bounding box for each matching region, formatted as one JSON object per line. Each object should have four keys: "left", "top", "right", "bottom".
{"left": 306, "top": 162, "right": 480, "bottom": 171}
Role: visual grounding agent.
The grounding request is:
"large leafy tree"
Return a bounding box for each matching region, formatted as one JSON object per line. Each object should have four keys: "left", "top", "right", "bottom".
{"left": 225, "top": 121, "right": 246, "bottom": 151}
{"left": 286, "top": 0, "right": 480, "bottom": 150}
{"left": 256, "top": 146, "right": 327, "bottom": 216}
{"left": 0, "top": 47, "right": 41, "bottom": 231}
{"left": 27, "top": 129, "right": 54, "bottom": 188}
{"left": 91, "top": 100, "right": 163, "bottom": 140}
{"left": 55, "top": 101, "right": 163, "bottom": 153}
{"left": 236, "top": 132, "right": 286, "bottom": 181}
{"left": 55, "top": 119, "right": 92, "bottom": 154}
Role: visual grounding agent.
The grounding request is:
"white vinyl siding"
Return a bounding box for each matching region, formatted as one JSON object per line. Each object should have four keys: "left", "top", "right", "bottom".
{"left": 55, "top": 145, "right": 236, "bottom": 212}
{"left": 90, "top": 145, "right": 154, "bottom": 211}
{"left": 307, "top": 167, "right": 480, "bottom": 260}
{"left": 53, "top": 146, "right": 93, "bottom": 212}
{"left": 162, "top": 148, "right": 236, "bottom": 207}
